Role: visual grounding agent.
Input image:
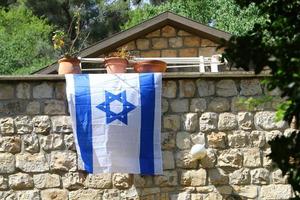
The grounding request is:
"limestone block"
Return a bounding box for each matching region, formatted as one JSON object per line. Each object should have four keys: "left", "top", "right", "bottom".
{"left": 178, "top": 30, "right": 191, "bottom": 36}
{"left": 162, "top": 98, "right": 169, "bottom": 113}
{"left": 141, "top": 187, "right": 160, "bottom": 196}
{"left": 136, "top": 39, "right": 150, "bottom": 50}
{"left": 261, "top": 184, "right": 293, "bottom": 199}
{"left": 17, "top": 190, "right": 40, "bottom": 200}
{"left": 163, "top": 115, "right": 180, "bottom": 131}
{"left": 162, "top": 49, "right": 177, "bottom": 57}
{"left": 171, "top": 192, "right": 191, "bottom": 200}
{"left": 176, "top": 132, "right": 191, "bottom": 150}
{"left": 228, "top": 130, "right": 249, "bottom": 148}
{"left": 196, "top": 80, "right": 215, "bottom": 97}
{"left": 33, "top": 82, "right": 53, "bottom": 99}
{"left": 272, "top": 169, "right": 287, "bottom": 184}
{"left": 32, "top": 115, "right": 51, "bottom": 134}
{"left": 62, "top": 172, "right": 85, "bottom": 190}
{"left": 251, "top": 168, "right": 270, "bottom": 184}
{"left": 184, "top": 36, "right": 201, "bottom": 47}
{"left": 0, "top": 153, "right": 15, "bottom": 173}
{"left": 163, "top": 151, "right": 175, "bottom": 170}
{"left": 263, "top": 148, "right": 272, "bottom": 168}
{"left": 179, "top": 80, "right": 196, "bottom": 98}
{"left": 191, "top": 132, "right": 205, "bottom": 145}
{"left": 0, "top": 191, "right": 16, "bottom": 199}
{"left": 199, "top": 149, "right": 216, "bottom": 168}
{"left": 218, "top": 113, "right": 237, "bottom": 131}
{"left": 84, "top": 173, "right": 112, "bottom": 189}
{"left": 141, "top": 50, "right": 160, "bottom": 57}
{"left": 254, "top": 111, "right": 288, "bottom": 130}
{"left": 112, "top": 173, "right": 131, "bottom": 189}
{"left": 103, "top": 189, "right": 122, "bottom": 199}
{"left": 14, "top": 116, "right": 33, "bottom": 134}
{"left": 175, "top": 150, "right": 197, "bottom": 169}
{"left": 249, "top": 131, "right": 266, "bottom": 147}
{"left": 0, "top": 175, "right": 8, "bottom": 189}
{"left": 208, "top": 168, "right": 229, "bottom": 185}
{"left": 162, "top": 25, "right": 176, "bottom": 37}
{"left": 146, "top": 29, "right": 160, "bottom": 37}
{"left": 218, "top": 149, "right": 243, "bottom": 168}
{"left": 44, "top": 100, "right": 66, "bottom": 115}
{"left": 230, "top": 168, "right": 250, "bottom": 185}
{"left": 33, "top": 173, "right": 61, "bottom": 189}
{"left": 190, "top": 98, "right": 206, "bottom": 112}
{"left": 170, "top": 99, "right": 189, "bottom": 113}
{"left": 26, "top": 101, "right": 41, "bottom": 115}
{"left": 51, "top": 116, "right": 72, "bottom": 133}
{"left": 16, "top": 153, "right": 49, "bottom": 172}
{"left": 207, "top": 97, "right": 230, "bottom": 112}
{"left": 199, "top": 112, "right": 218, "bottom": 132}
{"left": 54, "top": 82, "right": 66, "bottom": 99}
{"left": 232, "top": 185, "right": 258, "bottom": 199}
{"left": 201, "top": 39, "right": 217, "bottom": 47}
{"left": 133, "top": 175, "right": 153, "bottom": 187}
{"left": 64, "top": 134, "right": 76, "bottom": 150}
{"left": 22, "top": 134, "right": 40, "bottom": 153}
{"left": 50, "top": 151, "right": 77, "bottom": 171}
{"left": 40, "top": 134, "right": 63, "bottom": 151}
{"left": 16, "top": 82, "right": 30, "bottom": 99}
{"left": 207, "top": 132, "right": 227, "bottom": 149}
{"left": 236, "top": 113, "right": 253, "bottom": 131}
{"left": 169, "top": 37, "right": 183, "bottom": 48}
{"left": 41, "top": 189, "right": 68, "bottom": 200}
{"left": 0, "top": 84, "right": 14, "bottom": 99}
{"left": 181, "top": 169, "right": 207, "bottom": 186}
{"left": 152, "top": 38, "right": 168, "bottom": 49}
{"left": 161, "top": 132, "right": 175, "bottom": 150}
{"left": 154, "top": 170, "right": 178, "bottom": 186}
{"left": 216, "top": 80, "right": 237, "bottom": 97}
{"left": 231, "top": 97, "right": 248, "bottom": 112}
{"left": 9, "top": 173, "right": 33, "bottom": 190}
{"left": 162, "top": 81, "right": 177, "bottom": 98}
{"left": 0, "top": 117, "right": 14, "bottom": 135}
{"left": 0, "top": 136, "right": 21, "bottom": 153}
{"left": 69, "top": 189, "right": 102, "bottom": 200}
{"left": 243, "top": 148, "right": 261, "bottom": 167}
{"left": 240, "top": 79, "right": 262, "bottom": 96}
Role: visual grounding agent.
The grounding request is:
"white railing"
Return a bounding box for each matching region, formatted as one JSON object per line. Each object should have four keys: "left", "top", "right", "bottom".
{"left": 78, "top": 55, "right": 225, "bottom": 72}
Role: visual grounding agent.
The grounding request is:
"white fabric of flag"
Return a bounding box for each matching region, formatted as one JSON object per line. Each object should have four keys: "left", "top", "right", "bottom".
{"left": 65, "top": 73, "right": 163, "bottom": 175}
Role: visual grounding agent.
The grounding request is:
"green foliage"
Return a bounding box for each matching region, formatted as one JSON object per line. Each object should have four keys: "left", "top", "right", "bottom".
{"left": 268, "top": 131, "right": 300, "bottom": 200}
{"left": 123, "top": 0, "right": 265, "bottom": 35}
{"left": 0, "top": 6, "right": 54, "bottom": 74}
{"left": 238, "top": 95, "right": 273, "bottom": 111}
{"left": 223, "top": 0, "right": 300, "bottom": 197}
{"left": 25, "top": 0, "right": 130, "bottom": 44}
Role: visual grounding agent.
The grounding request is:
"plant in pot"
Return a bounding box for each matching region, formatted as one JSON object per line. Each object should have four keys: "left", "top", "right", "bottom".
{"left": 105, "top": 47, "right": 131, "bottom": 73}
{"left": 52, "top": 8, "right": 89, "bottom": 75}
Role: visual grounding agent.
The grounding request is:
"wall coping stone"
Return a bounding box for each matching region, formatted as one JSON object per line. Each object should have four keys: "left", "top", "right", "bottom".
{"left": 0, "top": 72, "right": 270, "bottom": 81}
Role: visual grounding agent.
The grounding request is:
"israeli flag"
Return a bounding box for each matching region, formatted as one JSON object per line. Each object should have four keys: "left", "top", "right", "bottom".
{"left": 65, "top": 73, "right": 163, "bottom": 175}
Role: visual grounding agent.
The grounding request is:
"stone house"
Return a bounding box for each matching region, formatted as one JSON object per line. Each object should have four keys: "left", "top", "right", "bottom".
{"left": 0, "top": 12, "right": 294, "bottom": 199}
{"left": 36, "top": 12, "right": 230, "bottom": 74}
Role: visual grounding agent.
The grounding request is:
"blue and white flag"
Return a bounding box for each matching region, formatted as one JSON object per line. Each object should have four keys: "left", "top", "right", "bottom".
{"left": 65, "top": 73, "right": 163, "bottom": 175}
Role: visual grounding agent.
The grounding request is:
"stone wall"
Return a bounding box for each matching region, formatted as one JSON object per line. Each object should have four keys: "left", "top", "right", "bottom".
{"left": 108, "top": 25, "right": 223, "bottom": 58}
{"left": 0, "top": 75, "right": 294, "bottom": 200}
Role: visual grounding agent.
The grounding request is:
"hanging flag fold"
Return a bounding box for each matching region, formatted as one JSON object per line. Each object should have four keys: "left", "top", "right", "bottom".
{"left": 66, "top": 73, "right": 163, "bottom": 175}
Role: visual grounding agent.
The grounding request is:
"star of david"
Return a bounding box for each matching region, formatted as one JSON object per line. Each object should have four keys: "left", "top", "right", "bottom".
{"left": 96, "top": 90, "right": 136, "bottom": 125}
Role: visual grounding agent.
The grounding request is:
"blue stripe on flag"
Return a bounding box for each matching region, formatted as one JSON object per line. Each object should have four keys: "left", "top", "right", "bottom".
{"left": 139, "top": 73, "right": 155, "bottom": 174}
{"left": 74, "top": 75, "right": 93, "bottom": 173}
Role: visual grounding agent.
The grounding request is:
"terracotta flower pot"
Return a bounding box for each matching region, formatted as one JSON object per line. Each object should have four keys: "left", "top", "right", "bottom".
{"left": 133, "top": 60, "right": 167, "bottom": 73}
{"left": 105, "top": 57, "right": 128, "bottom": 73}
{"left": 58, "top": 57, "right": 81, "bottom": 74}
